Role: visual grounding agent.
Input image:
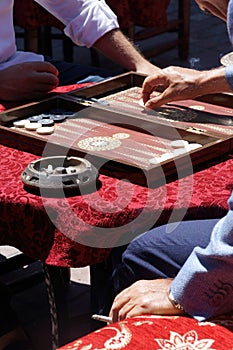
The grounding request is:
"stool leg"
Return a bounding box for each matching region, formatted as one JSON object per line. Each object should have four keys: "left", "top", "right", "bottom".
{"left": 39, "top": 27, "right": 53, "bottom": 57}
{"left": 62, "top": 36, "right": 74, "bottom": 62}
{"left": 90, "top": 48, "right": 100, "bottom": 67}
{"left": 90, "top": 261, "right": 114, "bottom": 315}
{"left": 24, "top": 29, "right": 39, "bottom": 53}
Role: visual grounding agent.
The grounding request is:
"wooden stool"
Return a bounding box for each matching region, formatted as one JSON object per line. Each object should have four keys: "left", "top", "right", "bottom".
{"left": 13, "top": 0, "right": 74, "bottom": 62}
{"left": 14, "top": 0, "right": 190, "bottom": 65}
{"left": 107, "top": 0, "right": 190, "bottom": 61}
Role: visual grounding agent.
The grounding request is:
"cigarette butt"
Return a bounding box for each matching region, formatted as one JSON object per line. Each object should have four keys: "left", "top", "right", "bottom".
{"left": 91, "top": 314, "right": 112, "bottom": 323}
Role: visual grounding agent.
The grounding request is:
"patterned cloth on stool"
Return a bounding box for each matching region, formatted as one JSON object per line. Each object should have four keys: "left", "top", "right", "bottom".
{"left": 58, "top": 314, "right": 233, "bottom": 349}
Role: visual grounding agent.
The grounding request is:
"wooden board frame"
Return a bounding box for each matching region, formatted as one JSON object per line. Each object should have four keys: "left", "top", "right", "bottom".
{"left": 1, "top": 72, "right": 233, "bottom": 188}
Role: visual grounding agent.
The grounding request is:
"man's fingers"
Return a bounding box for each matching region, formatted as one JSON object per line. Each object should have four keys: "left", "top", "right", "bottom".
{"left": 18, "top": 62, "right": 59, "bottom": 90}
{"left": 117, "top": 301, "right": 136, "bottom": 321}
{"left": 144, "top": 90, "right": 174, "bottom": 110}
{"left": 142, "top": 74, "right": 168, "bottom": 104}
{"left": 33, "top": 72, "right": 59, "bottom": 89}
{"left": 110, "top": 290, "right": 132, "bottom": 323}
{"left": 28, "top": 61, "right": 59, "bottom": 76}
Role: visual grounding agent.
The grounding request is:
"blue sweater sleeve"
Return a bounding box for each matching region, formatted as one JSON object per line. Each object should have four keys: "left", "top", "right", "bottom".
{"left": 225, "top": 65, "right": 233, "bottom": 90}
{"left": 171, "top": 191, "right": 233, "bottom": 321}
{"left": 225, "top": 0, "right": 233, "bottom": 89}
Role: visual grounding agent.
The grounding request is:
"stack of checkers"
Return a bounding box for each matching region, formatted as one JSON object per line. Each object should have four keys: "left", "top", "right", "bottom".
{"left": 149, "top": 139, "right": 202, "bottom": 164}
{"left": 12, "top": 112, "right": 71, "bottom": 135}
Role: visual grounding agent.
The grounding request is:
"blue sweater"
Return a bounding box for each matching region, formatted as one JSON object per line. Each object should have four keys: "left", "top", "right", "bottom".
{"left": 172, "top": 0, "right": 233, "bottom": 320}
{"left": 225, "top": 0, "right": 233, "bottom": 89}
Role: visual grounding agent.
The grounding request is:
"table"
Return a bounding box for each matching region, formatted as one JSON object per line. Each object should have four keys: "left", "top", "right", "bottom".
{"left": 1, "top": 84, "right": 233, "bottom": 269}
{"left": 1, "top": 85, "right": 233, "bottom": 350}
{"left": 1, "top": 141, "right": 232, "bottom": 268}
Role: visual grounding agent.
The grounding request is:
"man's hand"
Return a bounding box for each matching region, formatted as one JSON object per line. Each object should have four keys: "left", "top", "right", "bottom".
{"left": 141, "top": 65, "right": 231, "bottom": 110}
{"left": 0, "top": 62, "right": 59, "bottom": 101}
{"left": 109, "top": 279, "right": 184, "bottom": 323}
{"left": 141, "top": 66, "right": 204, "bottom": 109}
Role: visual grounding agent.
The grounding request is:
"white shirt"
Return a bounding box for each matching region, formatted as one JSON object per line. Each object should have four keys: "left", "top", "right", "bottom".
{"left": 0, "top": 0, "right": 119, "bottom": 71}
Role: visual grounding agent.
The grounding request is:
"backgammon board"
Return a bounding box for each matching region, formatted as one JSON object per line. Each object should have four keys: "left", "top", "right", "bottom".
{"left": 1, "top": 72, "right": 233, "bottom": 187}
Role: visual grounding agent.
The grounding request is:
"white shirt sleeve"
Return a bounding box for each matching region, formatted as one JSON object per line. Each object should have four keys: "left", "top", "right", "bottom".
{"left": 34, "top": 0, "right": 119, "bottom": 47}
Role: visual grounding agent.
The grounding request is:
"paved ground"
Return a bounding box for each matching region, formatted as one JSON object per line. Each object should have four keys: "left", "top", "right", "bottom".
{"left": 2, "top": 1, "right": 233, "bottom": 349}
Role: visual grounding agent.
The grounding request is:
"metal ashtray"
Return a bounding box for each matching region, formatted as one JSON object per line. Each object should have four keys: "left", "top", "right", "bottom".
{"left": 21, "top": 156, "right": 99, "bottom": 196}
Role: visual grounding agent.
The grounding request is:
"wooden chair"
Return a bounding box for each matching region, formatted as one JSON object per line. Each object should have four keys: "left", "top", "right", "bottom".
{"left": 105, "top": 0, "right": 190, "bottom": 61}
{"left": 13, "top": 0, "right": 73, "bottom": 62}
{"left": 14, "top": 0, "right": 190, "bottom": 65}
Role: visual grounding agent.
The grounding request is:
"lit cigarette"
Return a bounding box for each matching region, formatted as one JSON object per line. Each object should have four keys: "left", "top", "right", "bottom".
{"left": 91, "top": 314, "right": 112, "bottom": 323}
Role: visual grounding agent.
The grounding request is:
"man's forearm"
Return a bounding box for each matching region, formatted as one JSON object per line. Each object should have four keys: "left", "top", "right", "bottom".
{"left": 93, "top": 29, "right": 159, "bottom": 75}
{"left": 194, "top": 66, "right": 233, "bottom": 96}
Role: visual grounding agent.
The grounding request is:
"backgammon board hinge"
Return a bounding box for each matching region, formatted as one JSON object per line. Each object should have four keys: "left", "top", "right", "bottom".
{"left": 186, "top": 126, "right": 205, "bottom": 134}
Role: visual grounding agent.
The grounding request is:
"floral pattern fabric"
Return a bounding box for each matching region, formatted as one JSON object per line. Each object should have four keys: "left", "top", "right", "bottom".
{"left": 58, "top": 315, "right": 233, "bottom": 349}
{"left": 0, "top": 140, "right": 232, "bottom": 268}
{"left": 0, "top": 84, "right": 233, "bottom": 268}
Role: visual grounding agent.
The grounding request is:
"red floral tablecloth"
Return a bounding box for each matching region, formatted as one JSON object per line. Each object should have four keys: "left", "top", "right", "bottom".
{"left": 1, "top": 141, "right": 232, "bottom": 268}
{"left": 58, "top": 314, "right": 233, "bottom": 349}
{"left": 0, "top": 84, "right": 91, "bottom": 113}
{"left": 1, "top": 84, "right": 233, "bottom": 268}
